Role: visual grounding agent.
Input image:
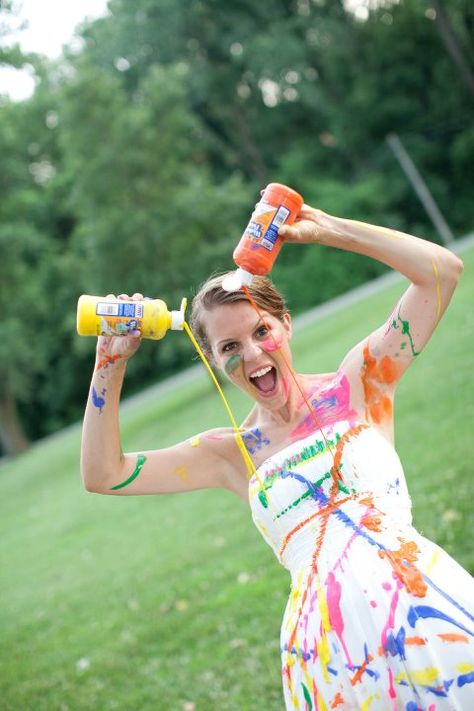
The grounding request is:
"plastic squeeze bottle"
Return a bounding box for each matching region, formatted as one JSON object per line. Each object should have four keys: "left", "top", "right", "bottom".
{"left": 77, "top": 295, "right": 187, "bottom": 339}
{"left": 222, "top": 183, "right": 304, "bottom": 291}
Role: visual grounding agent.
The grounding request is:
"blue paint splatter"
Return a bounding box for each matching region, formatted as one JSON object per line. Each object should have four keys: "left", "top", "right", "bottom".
{"left": 92, "top": 386, "right": 106, "bottom": 414}
{"left": 407, "top": 605, "right": 474, "bottom": 637}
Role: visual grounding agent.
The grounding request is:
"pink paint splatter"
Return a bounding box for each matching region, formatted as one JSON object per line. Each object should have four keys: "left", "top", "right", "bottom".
{"left": 325, "top": 571, "right": 352, "bottom": 666}
{"left": 261, "top": 337, "right": 282, "bottom": 353}
{"left": 381, "top": 579, "right": 402, "bottom": 648}
{"left": 290, "top": 372, "right": 358, "bottom": 442}
{"left": 388, "top": 667, "right": 396, "bottom": 699}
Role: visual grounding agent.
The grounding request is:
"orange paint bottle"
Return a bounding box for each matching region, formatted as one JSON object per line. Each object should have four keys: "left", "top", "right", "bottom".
{"left": 223, "top": 183, "right": 304, "bottom": 291}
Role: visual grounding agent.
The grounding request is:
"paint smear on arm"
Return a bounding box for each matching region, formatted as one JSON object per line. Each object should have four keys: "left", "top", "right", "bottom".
{"left": 110, "top": 453, "right": 147, "bottom": 490}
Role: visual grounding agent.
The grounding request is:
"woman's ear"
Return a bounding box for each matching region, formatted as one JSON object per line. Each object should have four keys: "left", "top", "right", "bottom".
{"left": 283, "top": 312, "right": 292, "bottom": 340}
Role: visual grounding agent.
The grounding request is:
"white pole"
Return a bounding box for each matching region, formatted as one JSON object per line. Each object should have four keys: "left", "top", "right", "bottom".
{"left": 386, "top": 132, "right": 455, "bottom": 245}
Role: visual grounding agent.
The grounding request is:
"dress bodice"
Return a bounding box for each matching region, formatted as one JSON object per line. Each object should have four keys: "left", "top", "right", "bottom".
{"left": 248, "top": 421, "right": 413, "bottom": 575}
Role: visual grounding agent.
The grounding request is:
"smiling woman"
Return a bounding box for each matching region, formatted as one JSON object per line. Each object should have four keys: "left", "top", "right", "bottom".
{"left": 80, "top": 202, "right": 474, "bottom": 710}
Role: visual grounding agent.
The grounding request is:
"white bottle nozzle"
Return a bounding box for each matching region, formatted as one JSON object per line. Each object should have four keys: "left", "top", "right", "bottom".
{"left": 170, "top": 297, "right": 187, "bottom": 330}
{"left": 222, "top": 267, "right": 254, "bottom": 292}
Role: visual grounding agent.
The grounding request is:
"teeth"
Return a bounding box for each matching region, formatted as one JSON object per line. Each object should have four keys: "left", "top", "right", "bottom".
{"left": 250, "top": 366, "right": 273, "bottom": 379}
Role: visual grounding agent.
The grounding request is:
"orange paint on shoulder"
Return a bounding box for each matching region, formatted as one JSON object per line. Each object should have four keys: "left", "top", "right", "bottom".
{"left": 351, "top": 654, "right": 373, "bottom": 686}
{"left": 378, "top": 540, "right": 427, "bottom": 597}
{"left": 360, "top": 344, "right": 400, "bottom": 425}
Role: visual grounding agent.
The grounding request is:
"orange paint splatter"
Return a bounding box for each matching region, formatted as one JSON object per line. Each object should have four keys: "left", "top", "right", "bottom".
{"left": 405, "top": 636, "right": 426, "bottom": 646}
{"left": 331, "top": 692, "right": 344, "bottom": 708}
{"left": 360, "top": 344, "right": 401, "bottom": 424}
{"left": 361, "top": 513, "right": 382, "bottom": 532}
{"left": 351, "top": 654, "right": 373, "bottom": 686}
{"left": 96, "top": 353, "right": 121, "bottom": 370}
{"left": 438, "top": 633, "right": 469, "bottom": 643}
{"left": 378, "top": 540, "right": 427, "bottom": 597}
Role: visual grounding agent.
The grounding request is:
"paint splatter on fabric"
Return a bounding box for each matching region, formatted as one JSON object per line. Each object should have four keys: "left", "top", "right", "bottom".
{"left": 249, "top": 415, "right": 474, "bottom": 709}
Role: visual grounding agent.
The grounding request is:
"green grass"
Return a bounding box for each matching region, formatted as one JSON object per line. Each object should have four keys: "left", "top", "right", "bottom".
{"left": 1, "top": 248, "right": 473, "bottom": 711}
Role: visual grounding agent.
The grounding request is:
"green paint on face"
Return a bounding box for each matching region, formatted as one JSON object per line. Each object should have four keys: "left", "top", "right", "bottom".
{"left": 110, "top": 454, "right": 147, "bottom": 490}
{"left": 224, "top": 354, "right": 242, "bottom": 376}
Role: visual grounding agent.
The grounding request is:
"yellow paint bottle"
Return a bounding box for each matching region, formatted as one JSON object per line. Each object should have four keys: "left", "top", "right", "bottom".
{"left": 76, "top": 295, "right": 187, "bottom": 339}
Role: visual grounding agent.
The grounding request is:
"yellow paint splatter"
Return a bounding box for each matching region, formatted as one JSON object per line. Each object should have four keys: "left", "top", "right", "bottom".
{"left": 426, "top": 548, "right": 440, "bottom": 575}
{"left": 361, "top": 695, "right": 375, "bottom": 711}
{"left": 431, "top": 257, "right": 442, "bottom": 320}
{"left": 456, "top": 662, "right": 474, "bottom": 674}
{"left": 413, "top": 667, "right": 440, "bottom": 685}
{"left": 190, "top": 436, "right": 200, "bottom": 448}
{"left": 175, "top": 466, "right": 188, "bottom": 481}
{"left": 352, "top": 220, "right": 408, "bottom": 240}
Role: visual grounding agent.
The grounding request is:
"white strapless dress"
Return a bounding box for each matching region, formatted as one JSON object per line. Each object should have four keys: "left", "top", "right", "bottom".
{"left": 248, "top": 421, "right": 474, "bottom": 710}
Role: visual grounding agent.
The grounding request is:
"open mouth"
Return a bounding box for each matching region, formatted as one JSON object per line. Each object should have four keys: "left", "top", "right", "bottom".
{"left": 249, "top": 365, "right": 277, "bottom": 394}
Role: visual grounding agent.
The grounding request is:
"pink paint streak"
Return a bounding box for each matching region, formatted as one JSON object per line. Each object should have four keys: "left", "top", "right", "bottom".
{"left": 381, "top": 579, "right": 402, "bottom": 648}
{"left": 290, "top": 372, "right": 358, "bottom": 441}
{"left": 261, "top": 337, "right": 282, "bottom": 353}
{"left": 388, "top": 667, "right": 396, "bottom": 699}
{"left": 325, "top": 571, "right": 352, "bottom": 666}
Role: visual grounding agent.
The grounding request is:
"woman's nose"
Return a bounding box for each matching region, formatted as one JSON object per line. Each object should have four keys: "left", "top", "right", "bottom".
{"left": 242, "top": 339, "right": 262, "bottom": 361}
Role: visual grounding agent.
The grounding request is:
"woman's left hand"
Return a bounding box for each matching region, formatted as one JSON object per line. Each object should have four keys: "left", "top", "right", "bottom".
{"left": 278, "top": 204, "right": 333, "bottom": 244}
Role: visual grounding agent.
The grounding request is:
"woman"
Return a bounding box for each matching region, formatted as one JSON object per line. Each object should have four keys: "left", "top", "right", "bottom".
{"left": 81, "top": 205, "right": 474, "bottom": 710}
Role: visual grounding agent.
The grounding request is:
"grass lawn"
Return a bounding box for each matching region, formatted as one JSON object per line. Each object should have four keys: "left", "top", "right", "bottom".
{"left": 1, "top": 247, "right": 473, "bottom": 711}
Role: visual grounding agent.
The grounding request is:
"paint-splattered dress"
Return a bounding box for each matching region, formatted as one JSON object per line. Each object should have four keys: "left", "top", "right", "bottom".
{"left": 248, "top": 415, "right": 474, "bottom": 710}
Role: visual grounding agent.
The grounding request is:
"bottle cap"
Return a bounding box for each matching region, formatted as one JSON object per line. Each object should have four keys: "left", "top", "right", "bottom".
{"left": 170, "top": 297, "right": 187, "bottom": 330}
{"left": 222, "top": 268, "right": 254, "bottom": 292}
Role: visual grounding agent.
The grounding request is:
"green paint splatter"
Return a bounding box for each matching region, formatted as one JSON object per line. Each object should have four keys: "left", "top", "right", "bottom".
{"left": 224, "top": 354, "right": 241, "bottom": 376}
{"left": 110, "top": 454, "right": 147, "bottom": 490}
{"left": 258, "top": 490, "right": 269, "bottom": 508}
{"left": 302, "top": 682, "right": 313, "bottom": 709}
{"left": 392, "top": 307, "right": 420, "bottom": 357}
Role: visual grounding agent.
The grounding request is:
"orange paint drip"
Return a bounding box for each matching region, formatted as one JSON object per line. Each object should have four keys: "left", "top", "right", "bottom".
{"left": 96, "top": 353, "right": 121, "bottom": 370}
{"left": 330, "top": 693, "right": 344, "bottom": 708}
{"left": 360, "top": 343, "right": 400, "bottom": 424}
{"left": 242, "top": 285, "right": 337, "bottom": 461}
{"left": 378, "top": 540, "right": 427, "bottom": 597}
{"left": 279, "top": 494, "right": 354, "bottom": 558}
{"left": 405, "top": 636, "right": 426, "bottom": 646}
{"left": 438, "top": 633, "right": 469, "bottom": 643}
{"left": 286, "top": 426, "right": 366, "bottom": 652}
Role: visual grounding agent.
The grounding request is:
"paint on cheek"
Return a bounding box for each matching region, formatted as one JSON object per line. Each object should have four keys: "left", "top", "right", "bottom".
{"left": 91, "top": 386, "right": 106, "bottom": 413}
{"left": 261, "top": 337, "right": 282, "bottom": 353}
{"left": 110, "top": 454, "right": 147, "bottom": 490}
{"left": 224, "top": 354, "right": 242, "bottom": 376}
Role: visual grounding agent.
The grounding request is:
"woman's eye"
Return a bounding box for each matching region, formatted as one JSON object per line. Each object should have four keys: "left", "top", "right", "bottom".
{"left": 223, "top": 342, "right": 236, "bottom": 353}
{"left": 256, "top": 326, "right": 269, "bottom": 337}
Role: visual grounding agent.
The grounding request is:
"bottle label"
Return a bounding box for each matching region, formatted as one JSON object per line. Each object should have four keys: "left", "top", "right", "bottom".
{"left": 245, "top": 202, "right": 290, "bottom": 252}
{"left": 95, "top": 302, "right": 144, "bottom": 336}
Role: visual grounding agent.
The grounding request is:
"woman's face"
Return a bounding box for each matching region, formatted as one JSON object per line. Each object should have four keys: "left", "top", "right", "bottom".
{"left": 205, "top": 301, "right": 293, "bottom": 409}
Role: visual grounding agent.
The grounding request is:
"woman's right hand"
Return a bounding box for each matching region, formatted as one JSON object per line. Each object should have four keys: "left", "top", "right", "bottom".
{"left": 95, "top": 293, "right": 143, "bottom": 364}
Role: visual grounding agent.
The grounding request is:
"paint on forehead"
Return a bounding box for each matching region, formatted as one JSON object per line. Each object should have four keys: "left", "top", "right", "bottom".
{"left": 224, "top": 354, "right": 242, "bottom": 376}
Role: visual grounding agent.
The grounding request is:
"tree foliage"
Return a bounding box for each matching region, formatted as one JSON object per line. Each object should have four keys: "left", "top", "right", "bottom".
{"left": 0, "top": 0, "right": 472, "bottom": 453}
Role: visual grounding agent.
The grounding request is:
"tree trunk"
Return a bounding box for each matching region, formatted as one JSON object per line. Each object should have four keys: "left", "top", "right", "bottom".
{"left": 0, "top": 381, "right": 30, "bottom": 457}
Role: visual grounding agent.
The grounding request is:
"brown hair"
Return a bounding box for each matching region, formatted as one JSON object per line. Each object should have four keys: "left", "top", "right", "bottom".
{"left": 190, "top": 272, "right": 288, "bottom": 354}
